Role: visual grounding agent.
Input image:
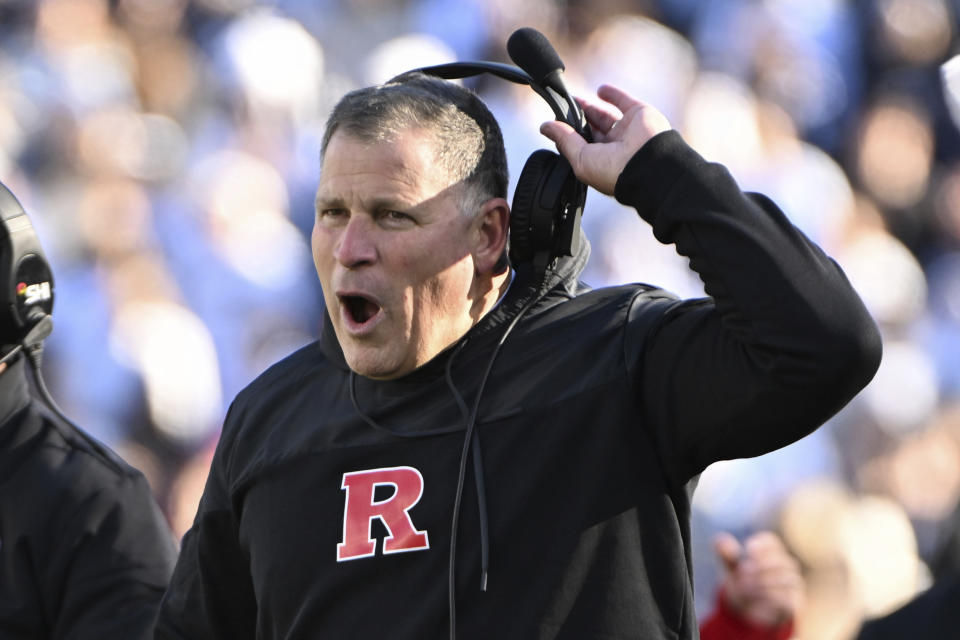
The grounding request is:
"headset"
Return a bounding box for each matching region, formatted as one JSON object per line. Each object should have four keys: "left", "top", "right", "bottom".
{"left": 412, "top": 28, "right": 595, "bottom": 639}
{"left": 0, "top": 179, "right": 122, "bottom": 470}
{"left": 412, "top": 27, "right": 592, "bottom": 283}
{"left": 0, "top": 180, "right": 54, "bottom": 363}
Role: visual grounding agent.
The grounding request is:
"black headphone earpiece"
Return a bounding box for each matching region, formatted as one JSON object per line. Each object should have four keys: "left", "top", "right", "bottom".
{"left": 0, "top": 180, "right": 54, "bottom": 351}
{"left": 509, "top": 148, "right": 587, "bottom": 275}
{"left": 413, "top": 28, "right": 591, "bottom": 284}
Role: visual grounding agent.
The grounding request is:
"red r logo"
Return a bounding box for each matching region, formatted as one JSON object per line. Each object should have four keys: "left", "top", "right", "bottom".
{"left": 337, "top": 466, "right": 430, "bottom": 562}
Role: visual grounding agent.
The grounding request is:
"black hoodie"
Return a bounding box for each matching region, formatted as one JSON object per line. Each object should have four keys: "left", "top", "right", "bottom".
{"left": 156, "top": 131, "right": 882, "bottom": 640}
{"left": 0, "top": 356, "right": 178, "bottom": 639}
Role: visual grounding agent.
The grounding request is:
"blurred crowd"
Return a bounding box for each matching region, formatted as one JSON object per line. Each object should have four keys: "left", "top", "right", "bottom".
{"left": 2, "top": 0, "right": 960, "bottom": 637}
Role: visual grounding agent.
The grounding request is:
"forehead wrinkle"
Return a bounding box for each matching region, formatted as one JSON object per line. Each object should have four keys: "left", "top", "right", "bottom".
{"left": 319, "top": 133, "right": 459, "bottom": 209}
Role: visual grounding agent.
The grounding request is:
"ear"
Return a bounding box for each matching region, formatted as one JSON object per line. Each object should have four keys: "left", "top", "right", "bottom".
{"left": 472, "top": 197, "right": 510, "bottom": 275}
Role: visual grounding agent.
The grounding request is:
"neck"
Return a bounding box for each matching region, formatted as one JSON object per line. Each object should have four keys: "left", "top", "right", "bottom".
{"left": 469, "top": 269, "right": 513, "bottom": 326}
{"left": 491, "top": 268, "right": 515, "bottom": 308}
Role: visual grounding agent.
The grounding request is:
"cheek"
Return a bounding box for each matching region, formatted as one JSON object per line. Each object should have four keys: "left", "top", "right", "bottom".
{"left": 310, "top": 222, "right": 322, "bottom": 260}
{"left": 418, "top": 260, "right": 475, "bottom": 314}
{"left": 311, "top": 225, "right": 333, "bottom": 274}
{"left": 311, "top": 226, "right": 340, "bottom": 310}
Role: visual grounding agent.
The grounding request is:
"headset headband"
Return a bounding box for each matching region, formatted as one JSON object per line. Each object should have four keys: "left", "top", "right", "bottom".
{"left": 412, "top": 60, "right": 588, "bottom": 139}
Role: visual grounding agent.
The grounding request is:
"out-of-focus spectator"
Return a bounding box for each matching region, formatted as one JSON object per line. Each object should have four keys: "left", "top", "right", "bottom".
{"left": 700, "top": 531, "right": 804, "bottom": 640}
{"left": 778, "top": 481, "right": 927, "bottom": 640}
{"left": 0, "top": 178, "right": 178, "bottom": 640}
{"left": 855, "top": 492, "right": 960, "bottom": 638}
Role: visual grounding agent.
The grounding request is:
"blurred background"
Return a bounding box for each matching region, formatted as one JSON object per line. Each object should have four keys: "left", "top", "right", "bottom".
{"left": 1, "top": 0, "right": 959, "bottom": 637}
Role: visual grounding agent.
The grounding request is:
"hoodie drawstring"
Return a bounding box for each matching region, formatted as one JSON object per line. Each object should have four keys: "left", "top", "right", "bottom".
{"left": 446, "top": 291, "right": 540, "bottom": 640}
{"left": 444, "top": 342, "right": 491, "bottom": 612}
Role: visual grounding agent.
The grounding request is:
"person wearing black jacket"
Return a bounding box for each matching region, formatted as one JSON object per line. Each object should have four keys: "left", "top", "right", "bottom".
{"left": 854, "top": 498, "right": 960, "bottom": 639}
{"left": 0, "top": 183, "right": 178, "bottom": 639}
{"left": 156, "top": 70, "right": 881, "bottom": 639}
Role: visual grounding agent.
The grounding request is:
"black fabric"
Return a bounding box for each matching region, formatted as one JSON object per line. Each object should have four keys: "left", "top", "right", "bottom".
{"left": 0, "top": 356, "right": 178, "bottom": 640}
{"left": 156, "top": 131, "right": 882, "bottom": 640}
{"left": 855, "top": 574, "right": 960, "bottom": 639}
{"left": 854, "top": 500, "right": 960, "bottom": 639}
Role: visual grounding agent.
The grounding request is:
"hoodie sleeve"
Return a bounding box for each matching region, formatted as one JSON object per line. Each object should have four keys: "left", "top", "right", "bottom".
{"left": 47, "top": 466, "right": 178, "bottom": 640}
{"left": 155, "top": 402, "right": 257, "bottom": 640}
{"left": 615, "top": 130, "right": 882, "bottom": 483}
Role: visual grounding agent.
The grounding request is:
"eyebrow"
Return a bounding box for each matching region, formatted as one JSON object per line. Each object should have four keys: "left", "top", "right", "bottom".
{"left": 314, "top": 194, "right": 346, "bottom": 211}
{"left": 315, "top": 194, "right": 419, "bottom": 213}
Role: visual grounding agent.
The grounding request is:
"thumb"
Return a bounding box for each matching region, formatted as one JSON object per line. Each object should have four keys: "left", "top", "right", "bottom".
{"left": 539, "top": 120, "right": 585, "bottom": 168}
{"left": 713, "top": 532, "right": 743, "bottom": 574}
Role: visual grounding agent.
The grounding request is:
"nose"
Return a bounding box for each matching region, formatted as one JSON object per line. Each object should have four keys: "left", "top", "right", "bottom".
{"left": 333, "top": 215, "right": 377, "bottom": 268}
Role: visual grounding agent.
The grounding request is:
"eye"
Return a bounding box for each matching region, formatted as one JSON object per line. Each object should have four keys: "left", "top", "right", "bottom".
{"left": 317, "top": 208, "right": 348, "bottom": 224}
{"left": 379, "top": 209, "right": 415, "bottom": 226}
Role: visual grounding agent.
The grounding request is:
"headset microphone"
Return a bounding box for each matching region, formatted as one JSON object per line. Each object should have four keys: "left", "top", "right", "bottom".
{"left": 413, "top": 27, "right": 591, "bottom": 284}
{"left": 506, "top": 27, "right": 590, "bottom": 138}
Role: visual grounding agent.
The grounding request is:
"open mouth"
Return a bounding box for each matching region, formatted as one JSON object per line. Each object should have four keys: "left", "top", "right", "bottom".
{"left": 341, "top": 295, "right": 381, "bottom": 326}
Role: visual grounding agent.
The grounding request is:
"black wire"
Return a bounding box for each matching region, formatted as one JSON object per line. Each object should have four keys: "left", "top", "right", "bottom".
{"left": 447, "top": 290, "right": 541, "bottom": 640}
{"left": 0, "top": 343, "right": 23, "bottom": 367}
{"left": 470, "top": 427, "right": 489, "bottom": 592}
{"left": 444, "top": 352, "right": 492, "bottom": 594}
{"left": 444, "top": 347, "right": 471, "bottom": 421}
{"left": 19, "top": 322, "right": 125, "bottom": 475}
{"left": 443, "top": 341, "right": 492, "bottom": 587}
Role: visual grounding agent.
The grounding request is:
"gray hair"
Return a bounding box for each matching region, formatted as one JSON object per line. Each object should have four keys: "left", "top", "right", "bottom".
{"left": 320, "top": 72, "right": 509, "bottom": 216}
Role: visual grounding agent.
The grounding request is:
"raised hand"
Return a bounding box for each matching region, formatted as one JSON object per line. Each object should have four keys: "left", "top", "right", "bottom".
{"left": 714, "top": 530, "right": 805, "bottom": 627}
{"left": 539, "top": 84, "right": 672, "bottom": 195}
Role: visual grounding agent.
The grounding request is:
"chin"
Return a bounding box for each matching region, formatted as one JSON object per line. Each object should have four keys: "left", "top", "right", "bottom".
{"left": 344, "top": 351, "right": 405, "bottom": 381}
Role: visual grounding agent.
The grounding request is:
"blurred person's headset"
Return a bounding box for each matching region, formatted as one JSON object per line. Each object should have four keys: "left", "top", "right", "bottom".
{"left": 410, "top": 27, "right": 592, "bottom": 283}
{"left": 0, "top": 180, "right": 54, "bottom": 363}
{"left": 0, "top": 179, "right": 121, "bottom": 469}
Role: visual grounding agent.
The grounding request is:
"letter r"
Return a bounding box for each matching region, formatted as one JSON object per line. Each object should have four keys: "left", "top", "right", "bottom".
{"left": 337, "top": 466, "right": 430, "bottom": 561}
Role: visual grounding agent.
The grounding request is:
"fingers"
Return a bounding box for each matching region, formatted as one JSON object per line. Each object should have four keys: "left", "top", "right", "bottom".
{"left": 539, "top": 118, "right": 622, "bottom": 195}
{"left": 539, "top": 83, "right": 671, "bottom": 195}
{"left": 740, "top": 531, "right": 800, "bottom": 583}
{"left": 596, "top": 84, "right": 649, "bottom": 115}
{"left": 578, "top": 84, "right": 672, "bottom": 148}
{"left": 745, "top": 530, "right": 786, "bottom": 554}
{"left": 738, "top": 549, "right": 803, "bottom": 596}
{"left": 539, "top": 120, "right": 586, "bottom": 164}
{"left": 575, "top": 85, "right": 650, "bottom": 137}
{"left": 575, "top": 84, "right": 647, "bottom": 119}
{"left": 713, "top": 531, "right": 743, "bottom": 573}
{"left": 575, "top": 97, "right": 619, "bottom": 138}
{"left": 715, "top": 531, "right": 800, "bottom": 596}
{"left": 718, "top": 530, "right": 805, "bottom": 626}
{"left": 744, "top": 531, "right": 798, "bottom": 575}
